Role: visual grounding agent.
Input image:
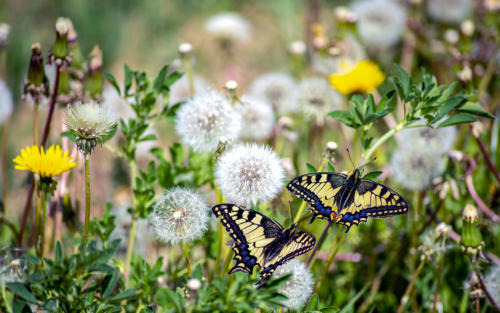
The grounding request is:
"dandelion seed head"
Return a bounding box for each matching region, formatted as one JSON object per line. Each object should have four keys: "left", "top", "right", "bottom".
{"left": 444, "top": 29, "right": 460, "bottom": 44}
{"left": 399, "top": 125, "right": 457, "bottom": 155}
{"left": 297, "top": 77, "right": 342, "bottom": 123}
{"left": 485, "top": 265, "right": 500, "bottom": 305}
{"left": 205, "top": 12, "right": 252, "bottom": 44}
{"left": 215, "top": 143, "right": 284, "bottom": 206}
{"left": 427, "top": 0, "right": 472, "bottom": 24}
{"left": 312, "top": 35, "right": 364, "bottom": 75}
{"left": 0, "top": 79, "right": 13, "bottom": 125}
{"left": 187, "top": 278, "right": 202, "bottom": 290}
{"left": 150, "top": 187, "right": 209, "bottom": 245}
{"left": 175, "top": 90, "right": 241, "bottom": 153}
{"left": 170, "top": 75, "right": 210, "bottom": 105}
{"left": 274, "top": 260, "right": 314, "bottom": 310}
{"left": 351, "top": 0, "right": 406, "bottom": 50}
{"left": 237, "top": 95, "right": 275, "bottom": 141}
{"left": 391, "top": 146, "right": 445, "bottom": 191}
{"left": 0, "top": 23, "right": 10, "bottom": 47}
{"left": 249, "top": 72, "right": 298, "bottom": 116}
{"left": 109, "top": 206, "right": 152, "bottom": 256}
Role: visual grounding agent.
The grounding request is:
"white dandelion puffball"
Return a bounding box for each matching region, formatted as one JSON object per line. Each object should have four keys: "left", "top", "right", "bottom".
{"left": 391, "top": 146, "right": 445, "bottom": 191}
{"left": 65, "top": 100, "right": 117, "bottom": 140}
{"left": 274, "top": 260, "right": 314, "bottom": 310}
{"left": 0, "top": 79, "right": 13, "bottom": 125}
{"left": 175, "top": 90, "right": 241, "bottom": 153}
{"left": 215, "top": 143, "right": 285, "bottom": 206}
{"left": 485, "top": 265, "right": 500, "bottom": 305}
{"left": 150, "top": 187, "right": 209, "bottom": 245}
{"left": 170, "top": 75, "right": 211, "bottom": 105}
{"left": 102, "top": 86, "right": 133, "bottom": 120}
{"left": 237, "top": 95, "right": 275, "bottom": 141}
{"left": 399, "top": 126, "right": 457, "bottom": 155}
{"left": 109, "top": 206, "right": 152, "bottom": 256}
{"left": 427, "top": 0, "right": 472, "bottom": 24}
{"left": 249, "top": 72, "right": 298, "bottom": 116}
{"left": 351, "top": 0, "right": 407, "bottom": 50}
{"left": 297, "top": 77, "right": 342, "bottom": 123}
{"left": 205, "top": 12, "right": 252, "bottom": 44}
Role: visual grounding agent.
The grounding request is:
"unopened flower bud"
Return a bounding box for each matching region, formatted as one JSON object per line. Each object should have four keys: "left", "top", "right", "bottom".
{"left": 225, "top": 80, "right": 238, "bottom": 91}
{"left": 178, "top": 42, "right": 193, "bottom": 56}
{"left": 463, "top": 203, "right": 478, "bottom": 223}
{"left": 323, "top": 141, "right": 338, "bottom": 164}
{"left": 213, "top": 136, "right": 231, "bottom": 161}
{"left": 0, "top": 23, "right": 10, "bottom": 48}
{"left": 23, "top": 43, "right": 49, "bottom": 101}
{"left": 461, "top": 204, "right": 484, "bottom": 260}
{"left": 444, "top": 29, "right": 459, "bottom": 45}
{"left": 67, "top": 20, "right": 84, "bottom": 71}
{"left": 49, "top": 17, "right": 72, "bottom": 68}
{"left": 84, "top": 45, "right": 103, "bottom": 101}
{"left": 289, "top": 40, "right": 306, "bottom": 55}
{"left": 458, "top": 65, "right": 472, "bottom": 83}
{"left": 187, "top": 278, "right": 202, "bottom": 290}
{"left": 460, "top": 20, "right": 474, "bottom": 36}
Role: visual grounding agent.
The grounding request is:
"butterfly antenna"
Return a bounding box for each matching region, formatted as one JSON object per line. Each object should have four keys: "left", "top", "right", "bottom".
{"left": 346, "top": 147, "right": 356, "bottom": 169}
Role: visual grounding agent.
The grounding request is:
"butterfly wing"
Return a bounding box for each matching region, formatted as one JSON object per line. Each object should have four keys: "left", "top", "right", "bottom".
{"left": 212, "top": 204, "right": 284, "bottom": 275}
{"left": 337, "top": 179, "right": 408, "bottom": 232}
{"left": 287, "top": 172, "right": 347, "bottom": 223}
{"left": 256, "top": 227, "right": 316, "bottom": 287}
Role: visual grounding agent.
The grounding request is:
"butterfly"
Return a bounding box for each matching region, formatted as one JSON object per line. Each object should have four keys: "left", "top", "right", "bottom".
{"left": 287, "top": 168, "right": 408, "bottom": 232}
{"left": 212, "top": 203, "right": 316, "bottom": 286}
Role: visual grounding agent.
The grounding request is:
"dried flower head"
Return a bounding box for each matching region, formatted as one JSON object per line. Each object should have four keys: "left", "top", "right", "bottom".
{"left": 351, "top": 0, "right": 406, "bottom": 50}
{"left": 205, "top": 12, "right": 252, "bottom": 44}
{"left": 13, "top": 145, "right": 76, "bottom": 178}
{"left": 273, "top": 260, "right": 314, "bottom": 310}
{"left": 297, "top": 77, "right": 342, "bottom": 124}
{"left": 150, "top": 187, "right": 209, "bottom": 245}
{"left": 329, "top": 60, "right": 385, "bottom": 94}
{"left": 0, "top": 248, "right": 25, "bottom": 286}
{"left": 237, "top": 95, "right": 275, "bottom": 141}
{"left": 0, "top": 79, "right": 13, "bottom": 125}
{"left": 65, "top": 100, "right": 117, "bottom": 154}
{"left": 427, "top": 0, "right": 472, "bottom": 24}
{"left": 175, "top": 90, "right": 241, "bottom": 153}
{"left": 215, "top": 143, "right": 284, "bottom": 206}
{"left": 249, "top": 72, "right": 298, "bottom": 115}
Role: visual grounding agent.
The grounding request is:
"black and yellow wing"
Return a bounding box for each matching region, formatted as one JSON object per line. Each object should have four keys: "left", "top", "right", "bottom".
{"left": 212, "top": 204, "right": 316, "bottom": 286}
{"left": 286, "top": 172, "right": 347, "bottom": 223}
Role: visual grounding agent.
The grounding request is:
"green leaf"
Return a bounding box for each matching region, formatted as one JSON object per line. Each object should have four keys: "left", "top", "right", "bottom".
{"left": 102, "top": 124, "right": 118, "bottom": 143}
{"left": 55, "top": 241, "right": 62, "bottom": 264}
{"left": 102, "top": 268, "right": 120, "bottom": 299}
{"left": 327, "top": 162, "right": 335, "bottom": 173}
{"left": 6, "top": 282, "right": 38, "bottom": 303}
{"left": 124, "top": 64, "right": 133, "bottom": 96}
{"left": 306, "top": 163, "right": 317, "bottom": 173}
{"left": 328, "top": 110, "right": 354, "bottom": 127}
{"left": 338, "top": 285, "right": 369, "bottom": 313}
{"left": 363, "top": 171, "right": 382, "bottom": 181}
{"left": 457, "top": 102, "right": 495, "bottom": 119}
{"left": 431, "top": 96, "right": 467, "bottom": 124}
{"left": 394, "top": 64, "right": 412, "bottom": 100}
{"left": 437, "top": 113, "right": 477, "bottom": 128}
{"left": 153, "top": 65, "right": 169, "bottom": 92}
{"left": 109, "top": 289, "right": 137, "bottom": 302}
{"left": 61, "top": 130, "right": 76, "bottom": 142}
{"left": 104, "top": 72, "right": 121, "bottom": 96}
{"left": 166, "top": 71, "right": 183, "bottom": 87}
{"left": 306, "top": 294, "right": 319, "bottom": 311}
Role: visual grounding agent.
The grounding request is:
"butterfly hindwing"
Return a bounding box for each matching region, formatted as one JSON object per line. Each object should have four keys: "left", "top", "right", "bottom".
{"left": 212, "top": 204, "right": 316, "bottom": 286}
{"left": 286, "top": 172, "right": 347, "bottom": 222}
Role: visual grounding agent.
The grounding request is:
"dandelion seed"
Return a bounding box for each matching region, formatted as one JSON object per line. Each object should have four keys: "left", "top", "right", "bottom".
{"left": 170, "top": 75, "right": 211, "bottom": 104}
{"left": 0, "top": 79, "right": 13, "bottom": 125}
{"left": 398, "top": 125, "right": 457, "bottom": 155}
{"left": 329, "top": 60, "right": 385, "bottom": 94}
{"left": 249, "top": 72, "right": 298, "bottom": 115}
{"left": 65, "top": 100, "right": 117, "bottom": 154}
{"left": 390, "top": 146, "right": 445, "bottom": 191}
{"left": 205, "top": 12, "right": 252, "bottom": 44}
{"left": 351, "top": 0, "right": 406, "bottom": 50}
{"left": 273, "top": 260, "right": 314, "bottom": 310}
{"left": 13, "top": 145, "right": 76, "bottom": 178}
{"left": 427, "top": 0, "right": 472, "bottom": 24}
{"left": 485, "top": 265, "right": 500, "bottom": 305}
{"left": 150, "top": 187, "right": 209, "bottom": 245}
{"left": 175, "top": 90, "right": 241, "bottom": 153}
{"left": 237, "top": 96, "right": 275, "bottom": 141}
{"left": 215, "top": 143, "right": 284, "bottom": 206}
{"left": 297, "top": 77, "right": 342, "bottom": 124}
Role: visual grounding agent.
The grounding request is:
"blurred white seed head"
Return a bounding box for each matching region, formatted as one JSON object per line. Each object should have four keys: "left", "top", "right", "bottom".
{"left": 274, "top": 260, "right": 314, "bottom": 310}
{"left": 225, "top": 80, "right": 238, "bottom": 91}
{"left": 55, "top": 17, "right": 71, "bottom": 35}
{"left": 205, "top": 12, "right": 252, "bottom": 44}
{"left": 289, "top": 40, "right": 307, "bottom": 55}
{"left": 484, "top": 0, "right": 500, "bottom": 10}
{"left": 485, "top": 265, "right": 500, "bottom": 305}
{"left": 175, "top": 90, "right": 241, "bottom": 153}
{"left": 312, "top": 35, "right": 364, "bottom": 75}
{"left": 237, "top": 95, "right": 275, "bottom": 141}
{"left": 461, "top": 20, "right": 475, "bottom": 36}
{"left": 0, "top": 23, "right": 10, "bottom": 47}
{"left": 178, "top": 42, "right": 193, "bottom": 55}
{"left": 103, "top": 86, "right": 133, "bottom": 120}
{"left": 150, "top": 187, "right": 209, "bottom": 245}
{"left": 458, "top": 65, "right": 472, "bottom": 82}
{"left": 249, "top": 72, "right": 298, "bottom": 116}
{"left": 109, "top": 206, "right": 152, "bottom": 256}
{"left": 215, "top": 143, "right": 284, "bottom": 206}
{"left": 351, "top": 0, "right": 406, "bottom": 50}
{"left": 169, "top": 75, "right": 210, "bottom": 104}
{"left": 187, "top": 278, "right": 202, "bottom": 290}
{"left": 391, "top": 146, "right": 445, "bottom": 191}
{"left": 0, "top": 80, "right": 13, "bottom": 125}
{"left": 297, "top": 77, "right": 342, "bottom": 124}
{"left": 334, "top": 6, "right": 357, "bottom": 23}
{"left": 444, "top": 29, "right": 460, "bottom": 44}
{"left": 427, "top": 0, "right": 473, "bottom": 24}
{"left": 398, "top": 125, "right": 457, "bottom": 155}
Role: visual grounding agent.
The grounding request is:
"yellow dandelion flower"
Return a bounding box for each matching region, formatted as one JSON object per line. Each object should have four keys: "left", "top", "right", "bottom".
{"left": 13, "top": 145, "right": 77, "bottom": 178}
{"left": 329, "top": 60, "right": 385, "bottom": 95}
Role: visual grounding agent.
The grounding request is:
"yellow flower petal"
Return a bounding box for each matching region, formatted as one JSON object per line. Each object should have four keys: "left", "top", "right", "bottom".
{"left": 329, "top": 60, "right": 385, "bottom": 95}
{"left": 13, "top": 145, "right": 77, "bottom": 178}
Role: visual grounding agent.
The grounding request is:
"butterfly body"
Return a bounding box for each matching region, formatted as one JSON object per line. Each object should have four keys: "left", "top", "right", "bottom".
{"left": 212, "top": 204, "right": 316, "bottom": 286}
{"left": 287, "top": 169, "right": 408, "bottom": 232}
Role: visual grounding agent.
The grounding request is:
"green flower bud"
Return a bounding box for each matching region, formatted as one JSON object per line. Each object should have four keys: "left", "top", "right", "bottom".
{"left": 37, "top": 177, "right": 58, "bottom": 196}
{"left": 49, "top": 17, "right": 72, "bottom": 68}
{"left": 461, "top": 204, "right": 484, "bottom": 260}
{"left": 67, "top": 20, "right": 84, "bottom": 72}
{"left": 83, "top": 45, "right": 103, "bottom": 101}
{"left": 23, "top": 43, "right": 49, "bottom": 101}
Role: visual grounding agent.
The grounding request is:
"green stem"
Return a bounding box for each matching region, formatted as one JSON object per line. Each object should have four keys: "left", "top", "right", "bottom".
{"left": 397, "top": 258, "right": 425, "bottom": 313}
{"left": 35, "top": 190, "right": 43, "bottom": 258}
{"left": 215, "top": 187, "right": 224, "bottom": 275}
{"left": 362, "top": 122, "right": 404, "bottom": 161}
{"left": 1, "top": 283, "right": 13, "bottom": 313}
{"left": 221, "top": 249, "right": 234, "bottom": 276}
{"left": 183, "top": 242, "right": 192, "bottom": 276}
{"left": 82, "top": 155, "right": 91, "bottom": 243}
{"left": 33, "top": 100, "right": 39, "bottom": 146}
{"left": 124, "top": 160, "right": 138, "bottom": 281}
{"left": 472, "top": 261, "right": 500, "bottom": 312}
{"left": 182, "top": 56, "right": 195, "bottom": 96}
{"left": 315, "top": 230, "right": 346, "bottom": 289}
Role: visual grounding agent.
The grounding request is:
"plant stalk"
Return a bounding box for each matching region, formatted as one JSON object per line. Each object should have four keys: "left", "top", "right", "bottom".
{"left": 472, "top": 261, "right": 500, "bottom": 312}
{"left": 183, "top": 242, "right": 192, "bottom": 276}
{"left": 397, "top": 258, "right": 425, "bottom": 313}
{"left": 124, "top": 160, "right": 138, "bottom": 280}
{"left": 306, "top": 222, "right": 334, "bottom": 268}
{"left": 82, "top": 154, "right": 91, "bottom": 242}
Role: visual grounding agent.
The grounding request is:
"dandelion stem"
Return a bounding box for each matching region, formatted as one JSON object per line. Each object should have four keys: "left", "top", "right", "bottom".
{"left": 183, "top": 242, "right": 192, "bottom": 276}
{"left": 431, "top": 239, "right": 446, "bottom": 313}
{"left": 293, "top": 156, "right": 328, "bottom": 224}
{"left": 182, "top": 55, "right": 195, "bottom": 96}
{"left": 222, "top": 249, "right": 234, "bottom": 276}
{"left": 33, "top": 99, "right": 39, "bottom": 145}
{"left": 397, "top": 258, "right": 425, "bottom": 313}
{"left": 82, "top": 154, "right": 91, "bottom": 243}
{"left": 306, "top": 222, "right": 333, "bottom": 268}
{"left": 35, "top": 190, "right": 43, "bottom": 258}
{"left": 18, "top": 65, "right": 61, "bottom": 248}
{"left": 471, "top": 260, "right": 500, "bottom": 312}
{"left": 1, "top": 122, "right": 7, "bottom": 210}
{"left": 315, "top": 230, "right": 346, "bottom": 289}
{"left": 124, "top": 160, "right": 138, "bottom": 281}
{"left": 363, "top": 121, "right": 405, "bottom": 161}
